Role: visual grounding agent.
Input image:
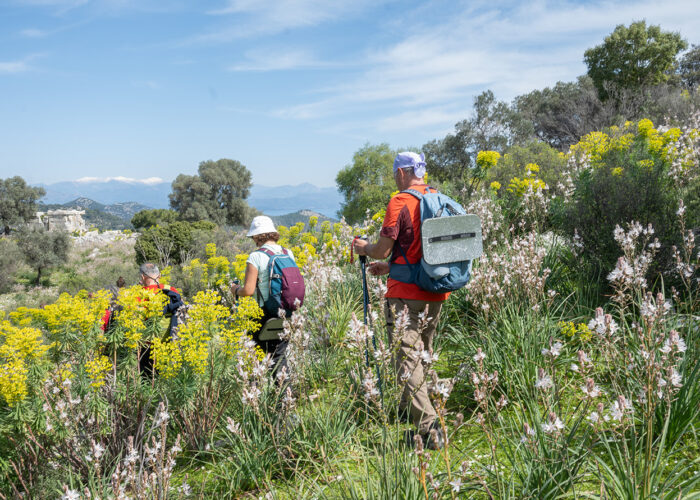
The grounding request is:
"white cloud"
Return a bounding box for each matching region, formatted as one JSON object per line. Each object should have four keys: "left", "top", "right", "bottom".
{"left": 228, "top": 48, "right": 331, "bottom": 72}
{"left": 374, "top": 107, "right": 469, "bottom": 133}
{"left": 186, "top": 0, "right": 386, "bottom": 43}
{"left": 273, "top": 0, "right": 700, "bottom": 133}
{"left": 273, "top": 99, "right": 338, "bottom": 120}
{"left": 11, "top": 0, "right": 88, "bottom": 6}
{"left": 20, "top": 28, "right": 49, "bottom": 37}
{"left": 0, "top": 54, "right": 42, "bottom": 74}
{"left": 76, "top": 176, "right": 166, "bottom": 185}
{"left": 132, "top": 80, "right": 161, "bottom": 89}
{"left": 0, "top": 60, "right": 31, "bottom": 74}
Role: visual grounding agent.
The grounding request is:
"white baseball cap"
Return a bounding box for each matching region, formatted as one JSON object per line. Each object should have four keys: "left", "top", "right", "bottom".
{"left": 246, "top": 215, "right": 277, "bottom": 237}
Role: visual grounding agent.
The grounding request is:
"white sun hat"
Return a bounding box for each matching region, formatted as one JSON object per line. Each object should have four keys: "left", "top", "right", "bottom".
{"left": 246, "top": 215, "right": 277, "bottom": 237}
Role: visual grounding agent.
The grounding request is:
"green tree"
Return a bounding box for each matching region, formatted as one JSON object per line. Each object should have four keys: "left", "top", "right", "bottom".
{"left": 16, "top": 228, "right": 70, "bottom": 284}
{"left": 169, "top": 159, "right": 253, "bottom": 226}
{"left": 131, "top": 209, "right": 180, "bottom": 229}
{"left": 584, "top": 21, "right": 687, "bottom": 100}
{"left": 0, "top": 237, "right": 22, "bottom": 293}
{"left": 488, "top": 141, "right": 568, "bottom": 197}
{"left": 336, "top": 143, "right": 397, "bottom": 224}
{"left": 513, "top": 76, "right": 612, "bottom": 150}
{"left": 678, "top": 44, "right": 700, "bottom": 89}
{"left": 0, "top": 176, "right": 46, "bottom": 234}
{"left": 422, "top": 90, "right": 528, "bottom": 184}
{"left": 134, "top": 220, "right": 217, "bottom": 267}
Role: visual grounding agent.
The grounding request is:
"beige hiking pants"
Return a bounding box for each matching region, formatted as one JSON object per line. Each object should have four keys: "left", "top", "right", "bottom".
{"left": 385, "top": 297, "right": 443, "bottom": 435}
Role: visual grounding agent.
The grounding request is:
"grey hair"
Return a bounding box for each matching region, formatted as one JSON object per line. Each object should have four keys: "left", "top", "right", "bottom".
{"left": 139, "top": 262, "right": 160, "bottom": 279}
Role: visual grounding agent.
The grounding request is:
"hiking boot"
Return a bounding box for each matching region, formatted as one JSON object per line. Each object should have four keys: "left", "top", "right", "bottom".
{"left": 397, "top": 405, "right": 411, "bottom": 423}
{"left": 403, "top": 428, "right": 417, "bottom": 447}
{"left": 423, "top": 421, "right": 445, "bottom": 450}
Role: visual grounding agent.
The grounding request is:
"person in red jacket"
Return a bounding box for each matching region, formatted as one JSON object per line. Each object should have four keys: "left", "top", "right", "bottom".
{"left": 353, "top": 151, "right": 447, "bottom": 450}
{"left": 136, "top": 263, "right": 185, "bottom": 376}
{"left": 101, "top": 263, "right": 184, "bottom": 376}
{"left": 138, "top": 263, "right": 184, "bottom": 329}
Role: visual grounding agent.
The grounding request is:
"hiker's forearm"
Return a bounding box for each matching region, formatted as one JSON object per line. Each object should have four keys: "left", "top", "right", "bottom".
{"left": 233, "top": 264, "right": 258, "bottom": 297}
{"left": 361, "top": 236, "right": 393, "bottom": 260}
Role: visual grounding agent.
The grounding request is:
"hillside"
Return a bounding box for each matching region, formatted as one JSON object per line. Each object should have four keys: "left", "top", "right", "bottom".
{"left": 269, "top": 210, "right": 336, "bottom": 227}
{"left": 38, "top": 180, "right": 342, "bottom": 219}
{"left": 38, "top": 198, "right": 152, "bottom": 230}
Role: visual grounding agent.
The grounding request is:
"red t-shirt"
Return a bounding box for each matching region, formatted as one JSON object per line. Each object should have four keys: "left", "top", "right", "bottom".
{"left": 100, "top": 284, "right": 181, "bottom": 330}
{"left": 380, "top": 185, "right": 450, "bottom": 302}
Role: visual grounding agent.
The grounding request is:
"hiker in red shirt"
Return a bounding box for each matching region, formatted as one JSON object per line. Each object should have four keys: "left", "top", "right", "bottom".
{"left": 353, "top": 151, "right": 447, "bottom": 449}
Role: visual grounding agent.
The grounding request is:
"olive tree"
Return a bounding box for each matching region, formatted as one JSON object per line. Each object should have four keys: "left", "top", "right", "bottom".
{"left": 169, "top": 159, "right": 253, "bottom": 226}
{"left": 16, "top": 228, "right": 70, "bottom": 285}
{"left": 0, "top": 176, "right": 45, "bottom": 234}
{"left": 584, "top": 21, "right": 687, "bottom": 100}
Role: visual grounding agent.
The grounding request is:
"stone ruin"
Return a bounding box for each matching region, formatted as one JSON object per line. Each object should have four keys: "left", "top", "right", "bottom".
{"left": 33, "top": 209, "right": 88, "bottom": 233}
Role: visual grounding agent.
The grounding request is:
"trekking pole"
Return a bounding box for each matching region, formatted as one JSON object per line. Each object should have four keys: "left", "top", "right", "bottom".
{"left": 226, "top": 278, "right": 240, "bottom": 309}
{"left": 352, "top": 236, "right": 383, "bottom": 396}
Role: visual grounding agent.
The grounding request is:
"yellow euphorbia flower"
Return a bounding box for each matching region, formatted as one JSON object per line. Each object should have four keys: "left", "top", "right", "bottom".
{"left": 476, "top": 151, "right": 501, "bottom": 170}
{"left": 0, "top": 320, "right": 49, "bottom": 406}
{"left": 151, "top": 337, "right": 183, "bottom": 379}
{"left": 85, "top": 355, "right": 112, "bottom": 388}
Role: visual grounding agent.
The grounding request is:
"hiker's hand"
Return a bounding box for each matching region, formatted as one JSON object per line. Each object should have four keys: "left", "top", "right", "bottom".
{"left": 368, "top": 262, "right": 389, "bottom": 276}
{"left": 353, "top": 238, "right": 368, "bottom": 256}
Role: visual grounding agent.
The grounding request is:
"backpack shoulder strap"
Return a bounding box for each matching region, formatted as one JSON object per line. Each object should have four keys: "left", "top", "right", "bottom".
{"left": 402, "top": 189, "right": 424, "bottom": 200}
{"left": 256, "top": 247, "right": 276, "bottom": 257}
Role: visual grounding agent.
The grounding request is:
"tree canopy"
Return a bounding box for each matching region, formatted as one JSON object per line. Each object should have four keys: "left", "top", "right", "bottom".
{"left": 336, "top": 143, "right": 397, "bottom": 224}
{"left": 584, "top": 21, "right": 687, "bottom": 100}
{"left": 16, "top": 227, "right": 70, "bottom": 284}
{"left": 134, "top": 220, "right": 217, "bottom": 267}
{"left": 169, "top": 159, "right": 253, "bottom": 226}
{"left": 422, "top": 91, "right": 526, "bottom": 184}
{"left": 0, "top": 176, "right": 45, "bottom": 234}
{"left": 131, "top": 209, "right": 180, "bottom": 229}
{"left": 678, "top": 44, "right": 700, "bottom": 89}
{"left": 513, "top": 76, "right": 612, "bottom": 151}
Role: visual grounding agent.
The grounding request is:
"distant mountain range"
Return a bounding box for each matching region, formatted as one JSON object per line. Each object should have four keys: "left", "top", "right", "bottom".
{"left": 248, "top": 183, "right": 342, "bottom": 218}
{"left": 38, "top": 180, "right": 172, "bottom": 208}
{"left": 37, "top": 180, "right": 342, "bottom": 218}
{"left": 269, "top": 210, "right": 336, "bottom": 228}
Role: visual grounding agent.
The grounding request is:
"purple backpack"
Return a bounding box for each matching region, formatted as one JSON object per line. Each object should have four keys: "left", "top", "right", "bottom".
{"left": 257, "top": 247, "right": 305, "bottom": 317}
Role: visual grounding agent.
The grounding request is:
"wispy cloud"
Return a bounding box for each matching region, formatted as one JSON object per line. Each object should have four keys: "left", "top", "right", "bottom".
{"left": 11, "top": 0, "right": 88, "bottom": 6}
{"left": 76, "top": 176, "right": 166, "bottom": 185}
{"left": 132, "top": 80, "right": 161, "bottom": 90}
{"left": 184, "top": 0, "right": 385, "bottom": 44}
{"left": 273, "top": 0, "right": 700, "bottom": 133}
{"left": 0, "top": 60, "right": 31, "bottom": 74}
{"left": 374, "top": 107, "right": 469, "bottom": 133}
{"left": 0, "top": 54, "right": 43, "bottom": 74}
{"left": 228, "top": 48, "right": 333, "bottom": 72}
{"left": 19, "top": 28, "right": 50, "bottom": 37}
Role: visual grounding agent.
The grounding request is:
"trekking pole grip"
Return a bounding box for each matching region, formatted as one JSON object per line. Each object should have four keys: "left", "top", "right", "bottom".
{"left": 358, "top": 236, "right": 368, "bottom": 264}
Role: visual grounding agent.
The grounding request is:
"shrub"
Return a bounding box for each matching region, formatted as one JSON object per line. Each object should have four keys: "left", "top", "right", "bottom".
{"left": 487, "top": 142, "right": 567, "bottom": 199}
{"left": 15, "top": 227, "right": 70, "bottom": 285}
{"left": 131, "top": 208, "right": 180, "bottom": 229}
{"left": 134, "top": 220, "right": 216, "bottom": 266}
{"left": 0, "top": 238, "right": 22, "bottom": 293}
{"left": 557, "top": 119, "right": 699, "bottom": 275}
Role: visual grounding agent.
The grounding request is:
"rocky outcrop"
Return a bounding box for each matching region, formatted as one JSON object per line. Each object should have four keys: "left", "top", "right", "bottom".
{"left": 34, "top": 209, "right": 88, "bottom": 233}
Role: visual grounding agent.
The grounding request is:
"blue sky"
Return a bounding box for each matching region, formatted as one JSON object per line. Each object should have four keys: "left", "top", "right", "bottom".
{"left": 1, "top": 0, "right": 699, "bottom": 188}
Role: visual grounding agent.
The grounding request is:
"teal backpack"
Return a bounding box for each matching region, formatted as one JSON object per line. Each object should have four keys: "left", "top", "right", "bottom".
{"left": 389, "top": 188, "right": 481, "bottom": 293}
